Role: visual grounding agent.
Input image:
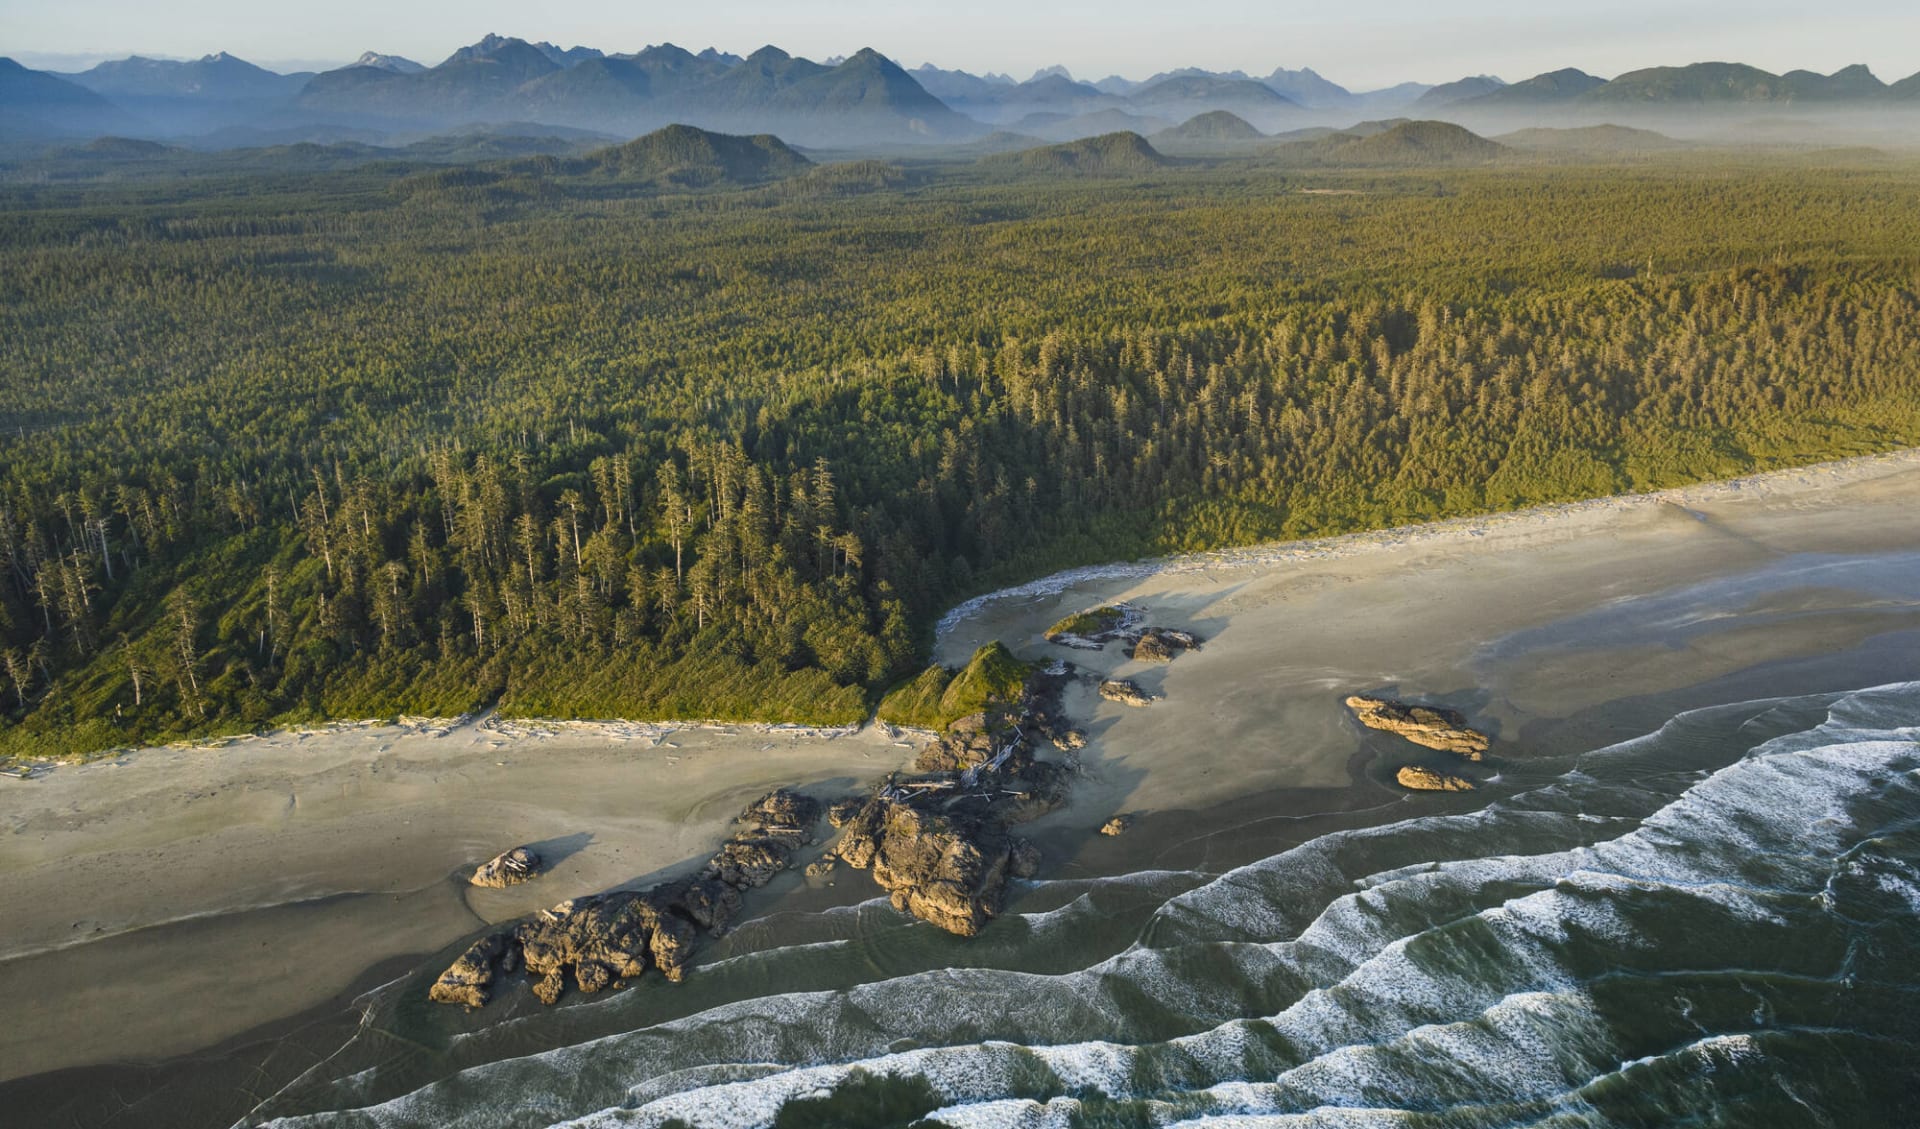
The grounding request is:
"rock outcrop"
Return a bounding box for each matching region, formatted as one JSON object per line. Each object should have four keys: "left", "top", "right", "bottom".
{"left": 469, "top": 845, "right": 542, "bottom": 888}
{"left": 833, "top": 665, "right": 1076, "bottom": 936}
{"left": 826, "top": 797, "right": 866, "bottom": 828}
{"left": 1100, "top": 814, "right": 1134, "bottom": 836}
{"left": 428, "top": 933, "right": 512, "bottom": 1008}
{"left": 913, "top": 712, "right": 1000, "bottom": 773}
{"left": 430, "top": 788, "right": 820, "bottom": 1009}
{"left": 1396, "top": 765, "right": 1476, "bottom": 792}
{"left": 1099, "top": 679, "right": 1154, "bottom": 707}
{"left": 677, "top": 877, "right": 743, "bottom": 935}
{"left": 1009, "top": 837, "right": 1042, "bottom": 878}
{"left": 1130, "top": 628, "right": 1199, "bottom": 663}
{"left": 429, "top": 645, "right": 1096, "bottom": 1005}
{"left": 513, "top": 890, "right": 672, "bottom": 996}
{"left": 837, "top": 799, "right": 1015, "bottom": 936}
{"left": 1344, "top": 695, "right": 1490, "bottom": 758}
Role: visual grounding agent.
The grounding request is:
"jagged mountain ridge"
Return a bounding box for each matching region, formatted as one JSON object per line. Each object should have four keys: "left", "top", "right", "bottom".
{"left": 6, "top": 40, "right": 1920, "bottom": 148}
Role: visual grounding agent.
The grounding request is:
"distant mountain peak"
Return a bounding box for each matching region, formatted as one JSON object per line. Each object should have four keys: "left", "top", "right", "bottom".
{"left": 1030, "top": 64, "right": 1073, "bottom": 82}
{"left": 353, "top": 51, "right": 425, "bottom": 74}
{"left": 445, "top": 33, "right": 519, "bottom": 64}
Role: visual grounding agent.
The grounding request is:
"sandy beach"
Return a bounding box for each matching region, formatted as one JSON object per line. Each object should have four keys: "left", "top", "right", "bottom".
{"left": 0, "top": 718, "right": 917, "bottom": 1079}
{"left": 3, "top": 448, "right": 1918, "bottom": 1093}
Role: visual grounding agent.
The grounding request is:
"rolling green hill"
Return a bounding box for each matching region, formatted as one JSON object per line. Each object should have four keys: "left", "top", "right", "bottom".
{"left": 981, "top": 130, "right": 1170, "bottom": 174}
{"left": 1152, "top": 110, "right": 1264, "bottom": 144}
{"left": 1276, "top": 119, "right": 1505, "bottom": 165}
{"left": 561, "top": 124, "right": 812, "bottom": 186}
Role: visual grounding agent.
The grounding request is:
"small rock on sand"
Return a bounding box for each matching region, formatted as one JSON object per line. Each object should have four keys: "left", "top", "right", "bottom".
{"left": 1099, "top": 679, "right": 1154, "bottom": 707}
{"left": 470, "top": 846, "right": 542, "bottom": 888}
{"left": 1100, "top": 814, "right": 1134, "bottom": 836}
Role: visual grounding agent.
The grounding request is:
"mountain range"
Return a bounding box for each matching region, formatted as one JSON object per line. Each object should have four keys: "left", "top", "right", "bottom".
{"left": 4, "top": 38, "right": 1919, "bottom": 148}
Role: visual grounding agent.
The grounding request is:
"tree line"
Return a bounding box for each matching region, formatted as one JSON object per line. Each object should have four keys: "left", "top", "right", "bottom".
{"left": 3, "top": 157, "right": 1919, "bottom": 754}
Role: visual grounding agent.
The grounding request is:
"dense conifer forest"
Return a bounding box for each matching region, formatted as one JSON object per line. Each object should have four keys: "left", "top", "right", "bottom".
{"left": 4, "top": 151, "right": 1920, "bottom": 755}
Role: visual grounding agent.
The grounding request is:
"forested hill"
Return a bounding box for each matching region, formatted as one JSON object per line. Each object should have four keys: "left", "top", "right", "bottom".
{"left": 4, "top": 156, "right": 1920, "bottom": 756}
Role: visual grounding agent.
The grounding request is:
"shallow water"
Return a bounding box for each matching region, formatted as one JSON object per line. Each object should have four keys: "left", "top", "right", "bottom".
{"left": 221, "top": 675, "right": 1920, "bottom": 1129}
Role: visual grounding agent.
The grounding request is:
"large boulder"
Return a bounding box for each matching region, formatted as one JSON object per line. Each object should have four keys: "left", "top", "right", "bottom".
{"left": 427, "top": 932, "right": 509, "bottom": 1008}
{"left": 1345, "top": 695, "right": 1490, "bottom": 759}
{"left": 513, "top": 892, "right": 656, "bottom": 1001}
{"left": 1130, "top": 628, "right": 1199, "bottom": 663}
{"left": 837, "top": 798, "right": 1015, "bottom": 936}
{"left": 741, "top": 789, "right": 821, "bottom": 839}
{"left": 705, "top": 837, "right": 794, "bottom": 888}
{"left": 470, "top": 845, "right": 542, "bottom": 888}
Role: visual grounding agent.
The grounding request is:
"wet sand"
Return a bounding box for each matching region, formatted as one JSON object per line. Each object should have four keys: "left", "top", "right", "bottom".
{"left": 938, "top": 449, "right": 1920, "bottom": 835}
{"left": 3, "top": 447, "right": 1918, "bottom": 1099}
{"left": 0, "top": 719, "right": 916, "bottom": 1080}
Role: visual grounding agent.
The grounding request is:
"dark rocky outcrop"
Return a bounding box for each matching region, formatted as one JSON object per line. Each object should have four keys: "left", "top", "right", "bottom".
{"left": 428, "top": 932, "right": 513, "bottom": 1007}
{"left": 705, "top": 837, "right": 795, "bottom": 888}
{"left": 1345, "top": 695, "right": 1490, "bottom": 758}
{"left": 431, "top": 658, "right": 1091, "bottom": 1003}
{"left": 836, "top": 798, "right": 1015, "bottom": 936}
{"left": 1130, "top": 628, "right": 1199, "bottom": 663}
{"left": 912, "top": 711, "right": 1000, "bottom": 773}
{"left": 513, "top": 891, "right": 665, "bottom": 995}
{"left": 1009, "top": 837, "right": 1043, "bottom": 879}
{"left": 469, "top": 845, "right": 543, "bottom": 888}
{"left": 677, "top": 877, "right": 744, "bottom": 935}
{"left": 430, "top": 788, "right": 821, "bottom": 1009}
{"left": 1099, "top": 679, "right": 1154, "bottom": 707}
{"left": 833, "top": 666, "right": 1076, "bottom": 936}
{"left": 1100, "top": 814, "right": 1135, "bottom": 836}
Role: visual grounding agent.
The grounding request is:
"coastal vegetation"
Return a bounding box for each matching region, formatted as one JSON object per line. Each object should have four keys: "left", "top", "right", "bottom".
{"left": 877, "top": 642, "right": 1033, "bottom": 732}
{"left": 1045, "top": 607, "right": 1127, "bottom": 640}
{"left": 5, "top": 145, "right": 1920, "bottom": 756}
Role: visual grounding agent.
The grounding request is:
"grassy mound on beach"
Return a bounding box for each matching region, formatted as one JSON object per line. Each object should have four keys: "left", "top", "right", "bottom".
{"left": 876, "top": 642, "right": 1032, "bottom": 732}
{"left": 1045, "top": 606, "right": 1127, "bottom": 640}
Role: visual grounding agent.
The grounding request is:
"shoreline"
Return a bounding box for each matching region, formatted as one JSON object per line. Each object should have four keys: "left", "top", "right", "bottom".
{"left": 937, "top": 444, "right": 1920, "bottom": 640}
{"left": 6, "top": 445, "right": 1915, "bottom": 777}
{"left": 3, "top": 444, "right": 1919, "bottom": 1113}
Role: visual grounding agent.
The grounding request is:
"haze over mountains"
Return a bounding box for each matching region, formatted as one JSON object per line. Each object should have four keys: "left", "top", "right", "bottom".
{"left": 4, "top": 33, "right": 1920, "bottom": 150}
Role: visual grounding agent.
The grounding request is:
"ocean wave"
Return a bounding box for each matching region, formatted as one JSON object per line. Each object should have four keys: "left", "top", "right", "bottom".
{"left": 254, "top": 683, "right": 1920, "bottom": 1129}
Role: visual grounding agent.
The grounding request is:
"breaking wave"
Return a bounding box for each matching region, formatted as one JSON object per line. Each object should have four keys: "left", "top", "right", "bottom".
{"left": 250, "top": 683, "right": 1920, "bottom": 1128}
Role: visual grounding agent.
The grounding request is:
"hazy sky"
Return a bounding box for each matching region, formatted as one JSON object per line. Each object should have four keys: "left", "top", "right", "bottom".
{"left": 7, "top": 0, "right": 1919, "bottom": 87}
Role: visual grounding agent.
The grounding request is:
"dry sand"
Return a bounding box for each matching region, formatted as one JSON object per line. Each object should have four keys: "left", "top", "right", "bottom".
{"left": 3, "top": 448, "right": 1918, "bottom": 1082}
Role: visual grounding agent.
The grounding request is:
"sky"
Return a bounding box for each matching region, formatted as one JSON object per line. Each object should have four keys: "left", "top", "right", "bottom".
{"left": 6, "top": 0, "right": 1919, "bottom": 87}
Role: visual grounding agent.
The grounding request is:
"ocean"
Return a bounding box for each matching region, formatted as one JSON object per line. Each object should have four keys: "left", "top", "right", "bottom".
{"left": 243, "top": 679, "right": 1920, "bottom": 1128}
